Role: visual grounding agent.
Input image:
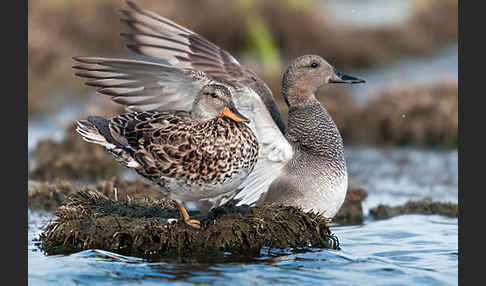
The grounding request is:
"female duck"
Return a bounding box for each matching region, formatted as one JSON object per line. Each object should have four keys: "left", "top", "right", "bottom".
{"left": 76, "top": 84, "right": 259, "bottom": 228}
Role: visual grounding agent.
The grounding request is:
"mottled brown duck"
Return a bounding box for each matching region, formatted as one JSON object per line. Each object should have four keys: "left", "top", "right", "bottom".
{"left": 73, "top": 0, "right": 365, "bottom": 219}
{"left": 75, "top": 84, "right": 259, "bottom": 228}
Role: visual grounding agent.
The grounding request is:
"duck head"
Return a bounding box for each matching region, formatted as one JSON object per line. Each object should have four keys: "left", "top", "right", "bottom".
{"left": 192, "top": 84, "right": 250, "bottom": 123}
{"left": 282, "top": 55, "right": 365, "bottom": 108}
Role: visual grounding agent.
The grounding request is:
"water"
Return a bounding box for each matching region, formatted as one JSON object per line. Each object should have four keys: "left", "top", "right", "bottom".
{"left": 346, "top": 146, "right": 458, "bottom": 215}
{"left": 28, "top": 145, "right": 458, "bottom": 285}
{"left": 29, "top": 215, "right": 458, "bottom": 285}
{"left": 27, "top": 98, "right": 89, "bottom": 152}
{"left": 319, "top": 0, "right": 458, "bottom": 104}
{"left": 347, "top": 45, "right": 458, "bottom": 104}
{"left": 321, "top": 0, "right": 413, "bottom": 28}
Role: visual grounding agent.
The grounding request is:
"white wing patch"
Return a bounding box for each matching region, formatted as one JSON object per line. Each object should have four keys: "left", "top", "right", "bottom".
{"left": 231, "top": 87, "right": 293, "bottom": 206}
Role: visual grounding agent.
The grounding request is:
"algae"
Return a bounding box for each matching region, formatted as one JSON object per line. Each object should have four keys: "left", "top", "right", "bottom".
{"left": 29, "top": 179, "right": 368, "bottom": 227}
{"left": 39, "top": 189, "right": 339, "bottom": 261}
{"left": 361, "top": 81, "right": 458, "bottom": 147}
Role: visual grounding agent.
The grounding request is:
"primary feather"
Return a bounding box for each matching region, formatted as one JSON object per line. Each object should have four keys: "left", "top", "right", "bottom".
{"left": 72, "top": 0, "right": 293, "bottom": 207}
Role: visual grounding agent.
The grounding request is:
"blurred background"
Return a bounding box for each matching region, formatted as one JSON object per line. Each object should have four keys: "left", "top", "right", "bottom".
{"left": 28, "top": 0, "right": 458, "bottom": 204}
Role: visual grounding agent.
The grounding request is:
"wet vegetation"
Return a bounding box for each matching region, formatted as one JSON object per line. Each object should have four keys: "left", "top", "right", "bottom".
{"left": 38, "top": 188, "right": 340, "bottom": 260}
{"left": 29, "top": 178, "right": 368, "bottom": 226}
{"left": 344, "top": 80, "right": 458, "bottom": 147}
{"left": 28, "top": 179, "right": 170, "bottom": 212}
{"left": 333, "top": 187, "right": 368, "bottom": 225}
{"left": 31, "top": 178, "right": 367, "bottom": 259}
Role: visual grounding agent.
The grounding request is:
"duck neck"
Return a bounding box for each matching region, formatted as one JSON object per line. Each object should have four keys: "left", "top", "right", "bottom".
{"left": 282, "top": 83, "right": 320, "bottom": 109}
{"left": 286, "top": 102, "right": 345, "bottom": 166}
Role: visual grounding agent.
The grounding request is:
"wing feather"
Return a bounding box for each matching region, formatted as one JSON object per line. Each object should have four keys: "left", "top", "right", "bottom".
{"left": 230, "top": 87, "right": 293, "bottom": 206}
{"left": 121, "top": 0, "right": 286, "bottom": 133}
{"left": 72, "top": 56, "right": 210, "bottom": 112}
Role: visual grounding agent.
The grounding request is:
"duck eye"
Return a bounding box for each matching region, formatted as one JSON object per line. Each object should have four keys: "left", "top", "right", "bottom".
{"left": 204, "top": 92, "right": 217, "bottom": 98}
{"left": 310, "top": 62, "right": 319, "bottom": 68}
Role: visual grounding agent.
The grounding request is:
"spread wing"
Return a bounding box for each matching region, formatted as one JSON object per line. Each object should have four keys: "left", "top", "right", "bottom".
{"left": 120, "top": 0, "right": 286, "bottom": 133}
{"left": 72, "top": 0, "right": 294, "bottom": 206}
{"left": 72, "top": 56, "right": 210, "bottom": 112}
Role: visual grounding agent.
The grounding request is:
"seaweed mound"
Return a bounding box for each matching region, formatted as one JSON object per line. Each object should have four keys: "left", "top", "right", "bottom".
{"left": 39, "top": 189, "right": 339, "bottom": 261}
{"left": 29, "top": 178, "right": 368, "bottom": 226}
{"left": 369, "top": 197, "right": 458, "bottom": 219}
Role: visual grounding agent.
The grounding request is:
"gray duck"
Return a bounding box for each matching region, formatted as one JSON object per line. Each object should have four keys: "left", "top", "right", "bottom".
{"left": 75, "top": 84, "right": 259, "bottom": 228}
{"left": 73, "top": 0, "right": 365, "bottom": 219}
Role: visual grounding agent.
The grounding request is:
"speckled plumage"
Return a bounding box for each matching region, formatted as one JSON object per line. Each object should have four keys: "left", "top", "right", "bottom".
{"left": 262, "top": 103, "right": 348, "bottom": 217}
{"left": 76, "top": 84, "right": 259, "bottom": 227}
{"left": 286, "top": 104, "right": 345, "bottom": 170}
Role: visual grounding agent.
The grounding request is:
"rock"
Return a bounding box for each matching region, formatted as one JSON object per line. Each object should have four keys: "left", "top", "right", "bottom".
{"left": 369, "top": 197, "right": 458, "bottom": 219}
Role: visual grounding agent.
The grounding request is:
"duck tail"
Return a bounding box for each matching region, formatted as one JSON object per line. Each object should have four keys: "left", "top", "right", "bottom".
{"left": 75, "top": 116, "right": 117, "bottom": 150}
{"left": 75, "top": 116, "right": 141, "bottom": 169}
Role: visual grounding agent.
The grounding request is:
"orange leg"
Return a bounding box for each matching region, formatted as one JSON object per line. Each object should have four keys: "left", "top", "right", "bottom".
{"left": 176, "top": 201, "right": 201, "bottom": 229}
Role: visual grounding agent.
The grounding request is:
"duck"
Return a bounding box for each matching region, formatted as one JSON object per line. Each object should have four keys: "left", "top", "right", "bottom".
{"left": 75, "top": 84, "right": 259, "bottom": 228}
{"left": 72, "top": 0, "right": 365, "bottom": 219}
